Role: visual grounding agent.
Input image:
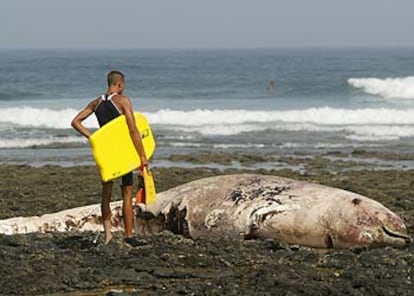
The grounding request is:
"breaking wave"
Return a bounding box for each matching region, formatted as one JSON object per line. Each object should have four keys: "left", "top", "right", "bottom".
{"left": 2, "top": 106, "right": 414, "bottom": 128}
{"left": 0, "top": 136, "right": 86, "bottom": 149}
{"left": 348, "top": 76, "right": 414, "bottom": 99}
{"left": 1, "top": 106, "right": 414, "bottom": 145}
{"left": 0, "top": 107, "right": 99, "bottom": 129}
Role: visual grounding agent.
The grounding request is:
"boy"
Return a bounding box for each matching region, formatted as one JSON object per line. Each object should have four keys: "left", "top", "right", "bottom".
{"left": 71, "top": 70, "right": 148, "bottom": 246}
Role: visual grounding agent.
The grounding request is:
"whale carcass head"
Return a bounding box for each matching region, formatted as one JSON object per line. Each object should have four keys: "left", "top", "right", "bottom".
{"left": 330, "top": 197, "right": 412, "bottom": 249}
{"left": 255, "top": 189, "right": 412, "bottom": 249}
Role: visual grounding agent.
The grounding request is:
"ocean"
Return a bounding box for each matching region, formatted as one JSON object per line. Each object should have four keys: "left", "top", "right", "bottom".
{"left": 1, "top": 48, "right": 414, "bottom": 167}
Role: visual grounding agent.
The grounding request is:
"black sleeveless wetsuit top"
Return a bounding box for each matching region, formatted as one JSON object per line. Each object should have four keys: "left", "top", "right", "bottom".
{"left": 94, "top": 93, "right": 121, "bottom": 127}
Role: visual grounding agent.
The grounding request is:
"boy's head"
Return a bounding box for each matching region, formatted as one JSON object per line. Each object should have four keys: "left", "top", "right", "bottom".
{"left": 107, "top": 70, "right": 125, "bottom": 93}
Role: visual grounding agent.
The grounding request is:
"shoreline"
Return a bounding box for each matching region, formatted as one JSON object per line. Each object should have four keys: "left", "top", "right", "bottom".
{"left": 3, "top": 147, "right": 414, "bottom": 172}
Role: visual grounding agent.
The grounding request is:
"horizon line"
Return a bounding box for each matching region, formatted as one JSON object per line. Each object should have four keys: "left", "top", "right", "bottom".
{"left": 1, "top": 44, "right": 414, "bottom": 51}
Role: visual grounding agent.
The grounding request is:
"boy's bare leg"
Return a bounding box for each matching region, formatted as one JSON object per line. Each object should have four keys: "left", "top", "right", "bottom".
{"left": 102, "top": 181, "right": 113, "bottom": 244}
{"left": 122, "top": 185, "right": 134, "bottom": 238}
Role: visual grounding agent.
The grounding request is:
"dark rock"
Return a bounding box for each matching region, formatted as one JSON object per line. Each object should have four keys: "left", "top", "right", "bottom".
{"left": 0, "top": 164, "right": 413, "bottom": 295}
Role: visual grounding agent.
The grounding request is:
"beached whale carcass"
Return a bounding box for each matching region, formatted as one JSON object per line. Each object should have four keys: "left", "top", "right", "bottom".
{"left": 0, "top": 174, "right": 411, "bottom": 249}
{"left": 147, "top": 174, "right": 411, "bottom": 249}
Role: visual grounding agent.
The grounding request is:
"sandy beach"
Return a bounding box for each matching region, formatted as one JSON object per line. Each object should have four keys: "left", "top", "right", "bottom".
{"left": 0, "top": 152, "right": 413, "bottom": 295}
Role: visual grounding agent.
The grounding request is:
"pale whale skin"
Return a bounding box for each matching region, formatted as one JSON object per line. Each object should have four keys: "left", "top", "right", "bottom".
{"left": 0, "top": 174, "right": 411, "bottom": 249}
{"left": 149, "top": 174, "right": 411, "bottom": 249}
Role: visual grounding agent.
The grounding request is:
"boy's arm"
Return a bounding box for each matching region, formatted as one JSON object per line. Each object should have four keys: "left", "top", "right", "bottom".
{"left": 122, "top": 97, "right": 148, "bottom": 168}
{"left": 71, "top": 100, "right": 96, "bottom": 139}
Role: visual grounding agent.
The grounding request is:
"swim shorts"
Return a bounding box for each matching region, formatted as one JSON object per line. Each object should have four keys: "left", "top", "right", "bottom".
{"left": 121, "top": 172, "right": 133, "bottom": 186}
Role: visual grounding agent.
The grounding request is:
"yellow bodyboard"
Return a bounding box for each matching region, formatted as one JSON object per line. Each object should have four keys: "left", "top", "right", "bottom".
{"left": 143, "top": 167, "right": 157, "bottom": 204}
{"left": 89, "top": 112, "right": 156, "bottom": 182}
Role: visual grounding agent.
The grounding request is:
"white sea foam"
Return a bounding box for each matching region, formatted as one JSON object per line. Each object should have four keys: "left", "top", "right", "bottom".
{"left": 2, "top": 106, "right": 414, "bottom": 129}
{"left": 0, "top": 136, "right": 86, "bottom": 148}
{"left": 213, "top": 143, "right": 265, "bottom": 149}
{"left": 167, "top": 142, "right": 204, "bottom": 148}
{"left": 279, "top": 142, "right": 382, "bottom": 149}
{"left": 147, "top": 107, "right": 414, "bottom": 126}
{"left": 0, "top": 107, "right": 99, "bottom": 129}
{"left": 346, "top": 125, "right": 414, "bottom": 141}
{"left": 149, "top": 108, "right": 414, "bottom": 141}
{"left": 348, "top": 77, "right": 414, "bottom": 99}
{"left": 1, "top": 106, "right": 414, "bottom": 143}
{"left": 164, "top": 142, "right": 266, "bottom": 149}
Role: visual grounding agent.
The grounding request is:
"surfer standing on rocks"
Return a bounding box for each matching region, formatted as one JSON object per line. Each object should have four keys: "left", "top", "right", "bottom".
{"left": 71, "top": 70, "right": 148, "bottom": 247}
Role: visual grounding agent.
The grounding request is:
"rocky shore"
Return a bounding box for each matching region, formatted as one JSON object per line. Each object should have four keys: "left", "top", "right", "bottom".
{"left": 0, "top": 152, "right": 413, "bottom": 295}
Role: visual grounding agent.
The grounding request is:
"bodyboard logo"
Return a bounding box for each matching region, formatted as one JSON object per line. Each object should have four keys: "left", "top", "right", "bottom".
{"left": 141, "top": 129, "right": 150, "bottom": 139}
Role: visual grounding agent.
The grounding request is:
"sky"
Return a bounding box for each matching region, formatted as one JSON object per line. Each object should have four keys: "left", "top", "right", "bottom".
{"left": 1, "top": 0, "right": 414, "bottom": 49}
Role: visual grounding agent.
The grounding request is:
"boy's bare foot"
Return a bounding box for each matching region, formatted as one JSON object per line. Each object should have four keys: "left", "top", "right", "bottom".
{"left": 104, "top": 232, "right": 113, "bottom": 244}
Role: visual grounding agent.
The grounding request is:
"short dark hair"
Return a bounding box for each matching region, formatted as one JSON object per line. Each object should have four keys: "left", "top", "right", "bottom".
{"left": 107, "top": 70, "right": 124, "bottom": 86}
